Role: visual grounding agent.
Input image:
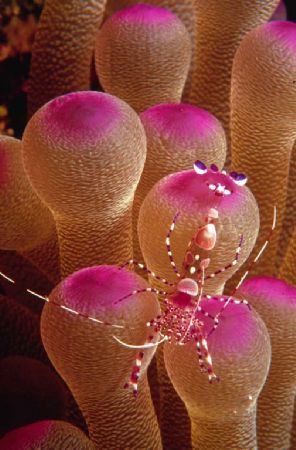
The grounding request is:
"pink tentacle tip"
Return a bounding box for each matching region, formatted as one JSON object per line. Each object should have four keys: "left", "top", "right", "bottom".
{"left": 40, "top": 91, "right": 122, "bottom": 141}
{"left": 114, "top": 4, "right": 177, "bottom": 25}
{"left": 60, "top": 265, "right": 149, "bottom": 314}
{"left": 140, "top": 103, "right": 223, "bottom": 142}
{"left": 122, "top": 292, "right": 252, "bottom": 391}
{"left": 199, "top": 296, "right": 255, "bottom": 352}
{"left": 238, "top": 276, "right": 296, "bottom": 308}
{"left": 265, "top": 21, "right": 296, "bottom": 53}
{"left": 0, "top": 188, "right": 273, "bottom": 398}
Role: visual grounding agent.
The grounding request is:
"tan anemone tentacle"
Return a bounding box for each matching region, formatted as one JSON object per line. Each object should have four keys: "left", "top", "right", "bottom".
{"left": 133, "top": 103, "right": 226, "bottom": 260}
{"left": 28, "top": 0, "right": 107, "bottom": 116}
{"left": 230, "top": 21, "right": 296, "bottom": 279}
{"left": 138, "top": 169, "right": 259, "bottom": 295}
{"left": 104, "top": 0, "right": 197, "bottom": 98}
{"left": 279, "top": 225, "right": 296, "bottom": 286}
{"left": 0, "top": 136, "right": 59, "bottom": 284}
{"left": 41, "top": 265, "right": 162, "bottom": 449}
{"left": 277, "top": 144, "right": 296, "bottom": 271}
{"left": 22, "top": 91, "right": 146, "bottom": 278}
{"left": 164, "top": 298, "right": 271, "bottom": 450}
{"left": 238, "top": 277, "right": 296, "bottom": 449}
{"left": 188, "top": 0, "right": 278, "bottom": 156}
{"left": 95, "top": 4, "right": 191, "bottom": 112}
{"left": 291, "top": 406, "right": 296, "bottom": 450}
{"left": 134, "top": 103, "right": 227, "bottom": 422}
{"left": 0, "top": 420, "right": 94, "bottom": 450}
{"left": 137, "top": 168, "right": 259, "bottom": 449}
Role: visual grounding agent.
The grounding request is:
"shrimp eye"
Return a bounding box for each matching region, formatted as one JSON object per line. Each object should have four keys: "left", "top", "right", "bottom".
{"left": 194, "top": 160, "right": 207, "bottom": 175}
{"left": 229, "top": 171, "right": 248, "bottom": 186}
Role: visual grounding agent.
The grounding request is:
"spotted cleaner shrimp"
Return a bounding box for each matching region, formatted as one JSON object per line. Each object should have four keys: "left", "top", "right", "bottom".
{"left": 0, "top": 161, "right": 276, "bottom": 397}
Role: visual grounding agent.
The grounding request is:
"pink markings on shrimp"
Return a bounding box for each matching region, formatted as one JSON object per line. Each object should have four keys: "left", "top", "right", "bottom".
{"left": 0, "top": 163, "right": 276, "bottom": 397}
{"left": 195, "top": 223, "right": 217, "bottom": 250}
{"left": 194, "top": 160, "right": 247, "bottom": 197}
{"left": 119, "top": 197, "right": 275, "bottom": 394}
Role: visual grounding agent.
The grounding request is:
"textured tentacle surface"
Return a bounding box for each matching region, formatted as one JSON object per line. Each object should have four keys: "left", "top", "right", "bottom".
{"left": 231, "top": 21, "right": 296, "bottom": 278}
{"left": 188, "top": 0, "right": 278, "bottom": 152}
{"left": 291, "top": 404, "right": 296, "bottom": 450}
{"left": 104, "top": 0, "right": 197, "bottom": 98}
{"left": 133, "top": 103, "right": 226, "bottom": 260}
{"left": 41, "top": 265, "right": 162, "bottom": 449}
{"left": 28, "top": 0, "right": 107, "bottom": 116}
{"left": 22, "top": 91, "right": 146, "bottom": 277}
{"left": 280, "top": 225, "right": 296, "bottom": 286}
{"left": 164, "top": 298, "right": 271, "bottom": 450}
{"left": 0, "top": 136, "right": 59, "bottom": 283}
{"left": 138, "top": 168, "right": 259, "bottom": 295}
{"left": 137, "top": 167, "right": 259, "bottom": 449}
{"left": 95, "top": 4, "right": 191, "bottom": 112}
{"left": 278, "top": 143, "right": 296, "bottom": 271}
{"left": 238, "top": 276, "right": 296, "bottom": 449}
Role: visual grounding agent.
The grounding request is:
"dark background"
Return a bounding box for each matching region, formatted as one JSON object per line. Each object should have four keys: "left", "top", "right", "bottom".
{"left": 285, "top": 0, "right": 296, "bottom": 21}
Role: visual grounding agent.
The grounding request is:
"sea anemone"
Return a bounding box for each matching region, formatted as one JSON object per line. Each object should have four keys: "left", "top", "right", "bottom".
{"left": 1, "top": 1, "right": 296, "bottom": 449}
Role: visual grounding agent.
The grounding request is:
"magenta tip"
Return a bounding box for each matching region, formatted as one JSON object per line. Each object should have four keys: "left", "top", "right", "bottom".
{"left": 113, "top": 4, "right": 176, "bottom": 25}
{"left": 239, "top": 276, "right": 296, "bottom": 309}
{"left": 60, "top": 265, "right": 146, "bottom": 314}
{"left": 39, "top": 91, "right": 122, "bottom": 143}
{"left": 264, "top": 21, "right": 296, "bottom": 53}
{"left": 199, "top": 296, "right": 258, "bottom": 354}
{"left": 141, "top": 103, "right": 221, "bottom": 143}
{"left": 161, "top": 168, "right": 243, "bottom": 214}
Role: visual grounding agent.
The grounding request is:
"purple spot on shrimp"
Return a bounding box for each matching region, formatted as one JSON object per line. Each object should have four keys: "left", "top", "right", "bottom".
{"left": 229, "top": 171, "right": 247, "bottom": 186}
{"left": 229, "top": 171, "right": 238, "bottom": 179}
{"left": 194, "top": 160, "right": 207, "bottom": 175}
{"left": 210, "top": 164, "right": 219, "bottom": 172}
{"left": 233, "top": 173, "right": 247, "bottom": 186}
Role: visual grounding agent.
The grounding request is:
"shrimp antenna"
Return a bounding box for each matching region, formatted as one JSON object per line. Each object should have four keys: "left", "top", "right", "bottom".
{"left": 232, "top": 205, "right": 277, "bottom": 295}
{"left": 166, "top": 212, "right": 182, "bottom": 277}
{"left": 113, "top": 334, "right": 168, "bottom": 349}
{"left": 0, "top": 270, "right": 124, "bottom": 329}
